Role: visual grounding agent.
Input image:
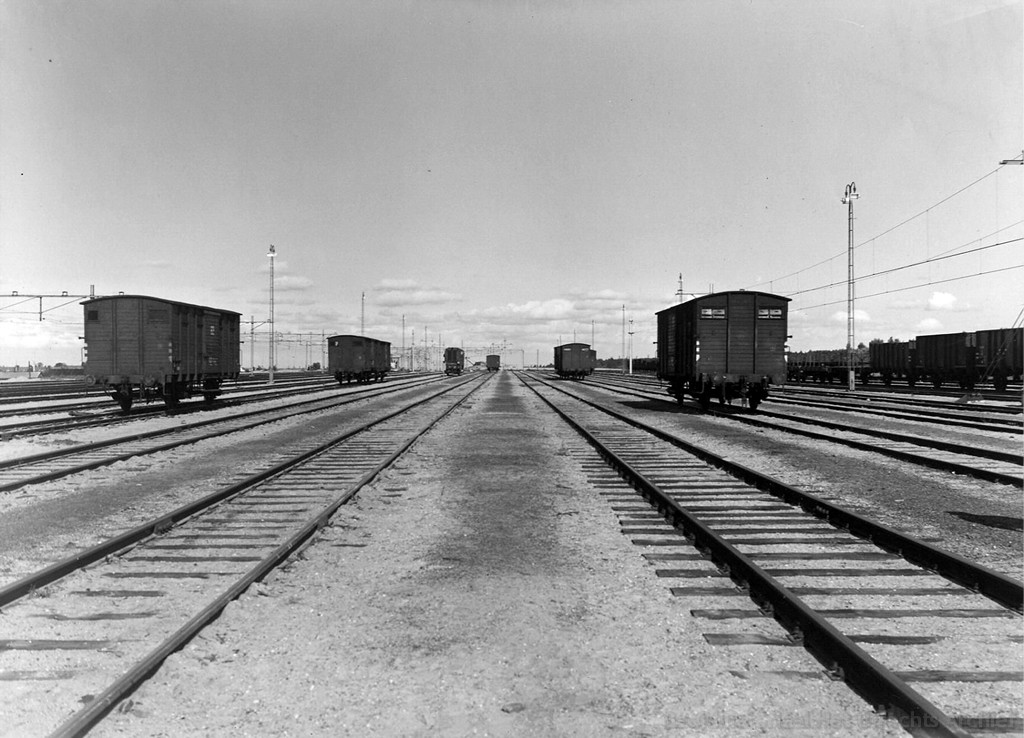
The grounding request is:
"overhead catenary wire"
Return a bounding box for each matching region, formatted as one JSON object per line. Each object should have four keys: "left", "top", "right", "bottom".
{"left": 796, "top": 264, "right": 1023, "bottom": 311}
{"left": 786, "top": 233, "right": 1023, "bottom": 298}
{"left": 745, "top": 167, "right": 1007, "bottom": 291}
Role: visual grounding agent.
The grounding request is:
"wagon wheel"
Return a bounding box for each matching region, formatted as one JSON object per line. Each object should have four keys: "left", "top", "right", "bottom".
{"left": 162, "top": 383, "right": 181, "bottom": 408}
{"left": 747, "top": 388, "right": 762, "bottom": 411}
{"left": 112, "top": 387, "right": 133, "bottom": 412}
{"left": 202, "top": 378, "right": 220, "bottom": 405}
{"left": 994, "top": 372, "right": 1008, "bottom": 392}
{"left": 697, "top": 386, "right": 712, "bottom": 412}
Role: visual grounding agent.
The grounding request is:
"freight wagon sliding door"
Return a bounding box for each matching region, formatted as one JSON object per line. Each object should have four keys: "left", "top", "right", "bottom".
{"left": 83, "top": 302, "right": 116, "bottom": 375}
{"left": 726, "top": 294, "right": 755, "bottom": 374}
{"left": 202, "top": 311, "right": 228, "bottom": 373}
{"left": 754, "top": 299, "right": 787, "bottom": 379}
{"left": 661, "top": 312, "right": 679, "bottom": 374}
{"left": 113, "top": 299, "right": 145, "bottom": 377}
{"left": 171, "top": 305, "right": 200, "bottom": 377}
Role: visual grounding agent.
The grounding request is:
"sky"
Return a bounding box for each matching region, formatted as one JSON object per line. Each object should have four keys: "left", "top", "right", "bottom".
{"left": 1, "top": 0, "right": 1021, "bottom": 369}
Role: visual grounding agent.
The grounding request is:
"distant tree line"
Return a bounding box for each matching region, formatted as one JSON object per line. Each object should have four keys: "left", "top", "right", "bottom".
{"left": 594, "top": 357, "right": 657, "bottom": 372}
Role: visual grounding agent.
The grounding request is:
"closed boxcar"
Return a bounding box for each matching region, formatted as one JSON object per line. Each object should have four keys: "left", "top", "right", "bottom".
{"left": 327, "top": 335, "right": 391, "bottom": 384}
{"left": 444, "top": 347, "right": 465, "bottom": 376}
{"left": 553, "top": 343, "right": 595, "bottom": 379}
{"left": 83, "top": 294, "right": 241, "bottom": 410}
{"left": 975, "top": 328, "right": 1022, "bottom": 391}
{"left": 657, "top": 291, "right": 789, "bottom": 410}
{"left": 486, "top": 354, "right": 501, "bottom": 372}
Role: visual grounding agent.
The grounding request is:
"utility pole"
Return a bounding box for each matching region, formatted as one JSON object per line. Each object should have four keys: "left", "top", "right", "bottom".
{"left": 267, "top": 245, "right": 276, "bottom": 384}
{"left": 841, "top": 183, "right": 859, "bottom": 391}
{"left": 676, "top": 273, "right": 684, "bottom": 303}
{"left": 361, "top": 291, "right": 365, "bottom": 336}
{"left": 621, "top": 304, "right": 626, "bottom": 375}
{"left": 628, "top": 319, "right": 634, "bottom": 374}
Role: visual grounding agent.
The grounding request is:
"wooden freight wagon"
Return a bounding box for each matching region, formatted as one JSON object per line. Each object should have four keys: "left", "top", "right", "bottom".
{"left": 657, "top": 291, "right": 789, "bottom": 410}
{"left": 327, "top": 334, "right": 391, "bottom": 384}
{"left": 553, "top": 343, "right": 595, "bottom": 379}
{"left": 486, "top": 354, "right": 500, "bottom": 372}
{"left": 82, "top": 294, "right": 241, "bottom": 410}
{"left": 444, "top": 347, "right": 465, "bottom": 376}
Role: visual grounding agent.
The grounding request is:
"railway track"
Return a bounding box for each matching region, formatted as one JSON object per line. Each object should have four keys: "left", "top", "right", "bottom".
{"left": 786, "top": 379, "right": 1024, "bottom": 404}
{"left": 0, "top": 375, "right": 447, "bottom": 494}
{"left": 517, "top": 371, "right": 1023, "bottom": 737}
{"left": 0, "top": 372, "right": 490, "bottom": 736}
{"left": 768, "top": 395, "right": 1020, "bottom": 435}
{"left": 579, "top": 373, "right": 1023, "bottom": 488}
{"left": 0, "top": 373, "right": 436, "bottom": 439}
{"left": 596, "top": 373, "right": 1022, "bottom": 426}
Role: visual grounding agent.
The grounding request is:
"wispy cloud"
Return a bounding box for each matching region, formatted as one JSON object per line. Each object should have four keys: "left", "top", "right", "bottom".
{"left": 374, "top": 280, "right": 462, "bottom": 307}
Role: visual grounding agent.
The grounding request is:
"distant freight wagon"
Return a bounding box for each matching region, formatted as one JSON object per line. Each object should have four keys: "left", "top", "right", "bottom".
{"left": 486, "top": 354, "right": 501, "bottom": 372}
{"left": 866, "top": 328, "right": 1022, "bottom": 390}
{"left": 553, "top": 343, "right": 596, "bottom": 379}
{"left": 444, "top": 347, "right": 465, "bottom": 376}
{"left": 916, "top": 328, "right": 1022, "bottom": 390}
{"left": 657, "top": 290, "right": 789, "bottom": 410}
{"left": 82, "top": 294, "right": 241, "bottom": 410}
{"left": 327, "top": 335, "right": 391, "bottom": 384}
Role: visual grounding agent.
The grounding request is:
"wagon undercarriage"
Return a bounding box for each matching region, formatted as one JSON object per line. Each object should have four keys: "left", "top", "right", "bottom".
{"left": 106, "top": 376, "right": 226, "bottom": 411}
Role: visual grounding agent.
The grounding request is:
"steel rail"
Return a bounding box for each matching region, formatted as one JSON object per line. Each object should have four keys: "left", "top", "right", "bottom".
{"left": 517, "top": 371, "right": 987, "bottom": 737}
{"left": 48, "top": 372, "right": 487, "bottom": 738}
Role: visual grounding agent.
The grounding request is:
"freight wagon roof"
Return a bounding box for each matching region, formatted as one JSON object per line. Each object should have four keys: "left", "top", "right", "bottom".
{"left": 915, "top": 330, "right": 972, "bottom": 339}
{"left": 81, "top": 294, "right": 241, "bottom": 317}
{"left": 554, "top": 343, "right": 591, "bottom": 349}
{"left": 655, "top": 290, "right": 790, "bottom": 316}
{"left": 327, "top": 334, "right": 391, "bottom": 344}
